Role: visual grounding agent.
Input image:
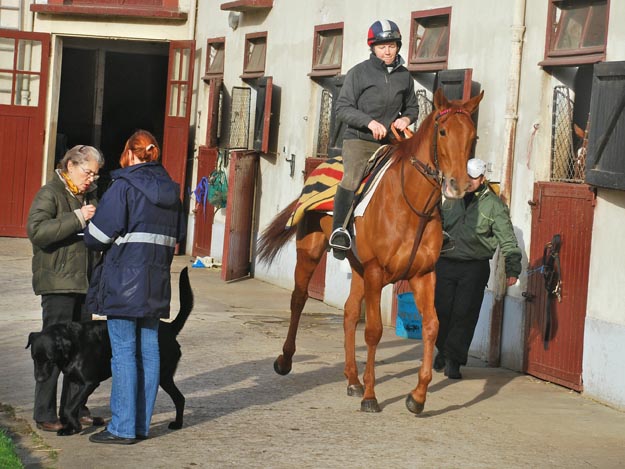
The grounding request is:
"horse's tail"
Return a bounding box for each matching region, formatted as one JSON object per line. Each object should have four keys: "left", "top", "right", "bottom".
{"left": 257, "top": 199, "right": 299, "bottom": 265}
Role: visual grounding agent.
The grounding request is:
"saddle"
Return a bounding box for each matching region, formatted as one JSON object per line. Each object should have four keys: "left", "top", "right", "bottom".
{"left": 285, "top": 146, "right": 394, "bottom": 228}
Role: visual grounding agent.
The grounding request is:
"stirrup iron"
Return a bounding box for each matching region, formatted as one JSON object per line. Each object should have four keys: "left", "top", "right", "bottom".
{"left": 329, "top": 227, "right": 352, "bottom": 251}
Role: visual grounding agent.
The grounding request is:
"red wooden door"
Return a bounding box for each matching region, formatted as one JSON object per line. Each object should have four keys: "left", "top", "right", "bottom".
{"left": 304, "top": 157, "right": 327, "bottom": 300}
{"left": 162, "top": 40, "right": 195, "bottom": 193}
{"left": 0, "top": 30, "right": 50, "bottom": 237}
{"left": 524, "top": 182, "right": 594, "bottom": 391}
{"left": 221, "top": 150, "right": 258, "bottom": 281}
{"left": 192, "top": 78, "right": 222, "bottom": 257}
{"left": 192, "top": 146, "right": 218, "bottom": 257}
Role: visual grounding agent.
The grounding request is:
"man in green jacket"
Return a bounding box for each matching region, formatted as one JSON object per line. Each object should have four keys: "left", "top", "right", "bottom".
{"left": 434, "top": 158, "right": 522, "bottom": 379}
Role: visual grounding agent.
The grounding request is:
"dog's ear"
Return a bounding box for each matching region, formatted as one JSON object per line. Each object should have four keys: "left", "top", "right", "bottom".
{"left": 26, "top": 332, "right": 39, "bottom": 349}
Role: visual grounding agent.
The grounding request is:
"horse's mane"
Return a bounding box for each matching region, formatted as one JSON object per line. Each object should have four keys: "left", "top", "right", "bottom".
{"left": 392, "top": 109, "right": 436, "bottom": 163}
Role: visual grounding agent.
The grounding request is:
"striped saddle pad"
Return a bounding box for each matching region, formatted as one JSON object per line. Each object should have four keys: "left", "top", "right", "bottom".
{"left": 285, "top": 146, "right": 393, "bottom": 228}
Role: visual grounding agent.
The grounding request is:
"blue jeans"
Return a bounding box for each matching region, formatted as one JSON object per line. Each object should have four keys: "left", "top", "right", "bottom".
{"left": 106, "top": 317, "right": 160, "bottom": 438}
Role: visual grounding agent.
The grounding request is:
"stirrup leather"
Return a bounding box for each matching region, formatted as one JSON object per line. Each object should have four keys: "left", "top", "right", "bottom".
{"left": 329, "top": 227, "right": 352, "bottom": 251}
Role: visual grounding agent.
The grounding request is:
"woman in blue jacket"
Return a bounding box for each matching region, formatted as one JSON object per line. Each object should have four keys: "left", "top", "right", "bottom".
{"left": 85, "top": 130, "right": 185, "bottom": 444}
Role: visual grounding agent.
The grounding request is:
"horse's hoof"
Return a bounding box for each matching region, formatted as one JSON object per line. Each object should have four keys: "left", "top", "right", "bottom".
{"left": 405, "top": 394, "right": 425, "bottom": 415}
{"left": 360, "top": 399, "right": 381, "bottom": 413}
{"left": 347, "top": 384, "right": 364, "bottom": 397}
{"left": 273, "top": 357, "right": 292, "bottom": 375}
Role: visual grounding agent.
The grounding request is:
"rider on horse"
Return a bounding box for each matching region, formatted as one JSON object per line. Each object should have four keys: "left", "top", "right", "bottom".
{"left": 329, "top": 19, "right": 419, "bottom": 260}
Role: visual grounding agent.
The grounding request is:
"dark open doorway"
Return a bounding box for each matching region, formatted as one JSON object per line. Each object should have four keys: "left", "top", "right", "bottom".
{"left": 57, "top": 38, "right": 168, "bottom": 192}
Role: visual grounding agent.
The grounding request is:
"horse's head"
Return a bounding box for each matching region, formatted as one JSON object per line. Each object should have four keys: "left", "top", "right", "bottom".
{"left": 432, "top": 88, "right": 484, "bottom": 199}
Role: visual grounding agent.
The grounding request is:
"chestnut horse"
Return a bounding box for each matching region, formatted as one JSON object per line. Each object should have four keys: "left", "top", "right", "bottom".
{"left": 257, "top": 89, "right": 483, "bottom": 414}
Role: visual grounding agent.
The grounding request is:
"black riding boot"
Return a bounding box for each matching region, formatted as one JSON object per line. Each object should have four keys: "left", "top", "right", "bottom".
{"left": 329, "top": 186, "right": 355, "bottom": 260}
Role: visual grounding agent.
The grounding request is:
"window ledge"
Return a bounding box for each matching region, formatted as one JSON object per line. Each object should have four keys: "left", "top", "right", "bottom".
{"left": 308, "top": 69, "right": 341, "bottom": 78}
{"left": 202, "top": 73, "right": 224, "bottom": 83}
{"left": 30, "top": 4, "right": 187, "bottom": 20}
{"left": 221, "top": 0, "right": 273, "bottom": 12}
{"left": 240, "top": 71, "right": 264, "bottom": 80}
{"left": 407, "top": 62, "right": 447, "bottom": 73}
{"left": 539, "top": 53, "right": 605, "bottom": 68}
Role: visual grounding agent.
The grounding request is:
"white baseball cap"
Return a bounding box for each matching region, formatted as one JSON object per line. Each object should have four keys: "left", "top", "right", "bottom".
{"left": 467, "top": 158, "right": 487, "bottom": 178}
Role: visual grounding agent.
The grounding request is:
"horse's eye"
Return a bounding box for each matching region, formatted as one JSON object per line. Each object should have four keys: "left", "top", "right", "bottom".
{"left": 439, "top": 129, "right": 447, "bottom": 137}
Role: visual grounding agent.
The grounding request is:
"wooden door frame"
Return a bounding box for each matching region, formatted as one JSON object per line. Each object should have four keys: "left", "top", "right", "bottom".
{"left": 0, "top": 30, "right": 50, "bottom": 237}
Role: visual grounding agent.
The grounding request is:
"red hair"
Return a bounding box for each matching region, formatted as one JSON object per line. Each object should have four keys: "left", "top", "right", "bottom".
{"left": 119, "top": 130, "right": 160, "bottom": 168}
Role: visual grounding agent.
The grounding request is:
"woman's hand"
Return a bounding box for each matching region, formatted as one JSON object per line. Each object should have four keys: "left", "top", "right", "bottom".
{"left": 392, "top": 116, "right": 411, "bottom": 132}
{"left": 81, "top": 204, "right": 96, "bottom": 222}
{"left": 367, "top": 120, "right": 387, "bottom": 140}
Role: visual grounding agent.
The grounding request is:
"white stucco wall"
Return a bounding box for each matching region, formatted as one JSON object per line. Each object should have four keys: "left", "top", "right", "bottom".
{"left": 583, "top": 190, "right": 625, "bottom": 409}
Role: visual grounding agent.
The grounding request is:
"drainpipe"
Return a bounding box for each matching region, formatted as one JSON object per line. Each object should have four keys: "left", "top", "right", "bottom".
{"left": 488, "top": 0, "right": 527, "bottom": 367}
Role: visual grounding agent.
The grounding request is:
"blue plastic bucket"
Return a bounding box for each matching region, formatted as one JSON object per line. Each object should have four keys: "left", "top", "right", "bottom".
{"left": 395, "top": 292, "right": 422, "bottom": 340}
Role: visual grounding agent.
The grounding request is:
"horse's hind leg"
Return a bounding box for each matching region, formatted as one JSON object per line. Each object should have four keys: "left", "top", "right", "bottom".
{"left": 274, "top": 227, "right": 327, "bottom": 376}
{"left": 344, "top": 268, "right": 364, "bottom": 397}
{"left": 405, "top": 272, "right": 438, "bottom": 415}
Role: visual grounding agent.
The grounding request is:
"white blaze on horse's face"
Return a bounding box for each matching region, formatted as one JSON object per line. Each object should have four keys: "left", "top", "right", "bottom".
{"left": 437, "top": 112, "right": 477, "bottom": 199}
{"left": 432, "top": 90, "right": 484, "bottom": 199}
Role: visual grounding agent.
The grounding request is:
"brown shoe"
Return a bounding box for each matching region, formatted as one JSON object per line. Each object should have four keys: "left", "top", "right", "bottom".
{"left": 80, "top": 415, "right": 106, "bottom": 427}
{"left": 36, "top": 420, "right": 63, "bottom": 432}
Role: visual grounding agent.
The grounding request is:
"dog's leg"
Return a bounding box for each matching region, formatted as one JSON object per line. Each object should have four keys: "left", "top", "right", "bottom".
{"left": 159, "top": 376, "right": 185, "bottom": 430}
{"left": 58, "top": 382, "right": 98, "bottom": 436}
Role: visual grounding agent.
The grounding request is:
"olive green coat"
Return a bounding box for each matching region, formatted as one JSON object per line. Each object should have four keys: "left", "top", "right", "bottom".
{"left": 440, "top": 183, "right": 522, "bottom": 278}
{"left": 27, "top": 174, "right": 99, "bottom": 295}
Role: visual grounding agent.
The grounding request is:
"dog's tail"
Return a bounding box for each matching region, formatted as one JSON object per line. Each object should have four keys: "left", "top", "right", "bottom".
{"left": 170, "top": 267, "right": 194, "bottom": 336}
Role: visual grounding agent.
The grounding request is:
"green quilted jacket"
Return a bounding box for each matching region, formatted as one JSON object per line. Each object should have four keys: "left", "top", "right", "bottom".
{"left": 440, "top": 183, "right": 522, "bottom": 278}
{"left": 27, "top": 174, "right": 99, "bottom": 295}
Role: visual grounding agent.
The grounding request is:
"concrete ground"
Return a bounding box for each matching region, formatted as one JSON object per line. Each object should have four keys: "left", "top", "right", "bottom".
{"left": 1, "top": 237, "right": 624, "bottom": 469}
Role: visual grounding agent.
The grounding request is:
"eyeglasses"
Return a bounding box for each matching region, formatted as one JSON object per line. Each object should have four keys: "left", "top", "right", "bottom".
{"left": 79, "top": 165, "right": 100, "bottom": 181}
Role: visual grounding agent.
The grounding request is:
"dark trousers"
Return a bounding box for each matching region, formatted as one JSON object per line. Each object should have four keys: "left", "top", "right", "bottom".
{"left": 434, "top": 258, "right": 491, "bottom": 365}
{"left": 33, "top": 293, "right": 90, "bottom": 422}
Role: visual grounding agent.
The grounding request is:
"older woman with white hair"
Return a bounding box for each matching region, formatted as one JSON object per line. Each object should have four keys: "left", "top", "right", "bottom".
{"left": 27, "top": 144, "right": 105, "bottom": 432}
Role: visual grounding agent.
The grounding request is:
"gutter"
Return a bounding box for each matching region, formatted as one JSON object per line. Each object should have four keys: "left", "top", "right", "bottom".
{"left": 488, "top": 0, "right": 527, "bottom": 366}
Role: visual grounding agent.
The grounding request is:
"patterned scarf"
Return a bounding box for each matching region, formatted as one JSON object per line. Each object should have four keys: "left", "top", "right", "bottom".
{"left": 60, "top": 170, "right": 81, "bottom": 195}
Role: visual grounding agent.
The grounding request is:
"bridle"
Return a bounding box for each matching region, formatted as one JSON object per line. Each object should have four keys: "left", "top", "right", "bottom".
{"left": 396, "top": 106, "right": 475, "bottom": 280}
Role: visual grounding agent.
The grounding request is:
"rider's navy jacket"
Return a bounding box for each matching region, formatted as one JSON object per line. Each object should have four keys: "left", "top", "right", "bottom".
{"left": 84, "top": 162, "right": 186, "bottom": 319}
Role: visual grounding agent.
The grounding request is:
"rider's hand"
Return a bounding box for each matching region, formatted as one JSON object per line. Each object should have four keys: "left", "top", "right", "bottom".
{"left": 392, "top": 117, "right": 411, "bottom": 132}
{"left": 368, "top": 120, "right": 387, "bottom": 140}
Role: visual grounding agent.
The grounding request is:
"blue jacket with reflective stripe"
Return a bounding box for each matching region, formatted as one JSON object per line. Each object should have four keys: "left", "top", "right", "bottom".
{"left": 84, "top": 162, "right": 186, "bottom": 319}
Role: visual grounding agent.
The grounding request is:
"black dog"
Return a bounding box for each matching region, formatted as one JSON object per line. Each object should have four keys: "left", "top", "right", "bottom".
{"left": 26, "top": 267, "right": 193, "bottom": 436}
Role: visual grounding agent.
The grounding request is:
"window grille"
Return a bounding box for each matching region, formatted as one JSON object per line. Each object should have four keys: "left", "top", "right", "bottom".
{"left": 316, "top": 88, "right": 332, "bottom": 157}
{"left": 229, "top": 86, "right": 250, "bottom": 150}
{"left": 415, "top": 89, "right": 433, "bottom": 130}
{"left": 550, "top": 85, "right": 585, "bottom": 183}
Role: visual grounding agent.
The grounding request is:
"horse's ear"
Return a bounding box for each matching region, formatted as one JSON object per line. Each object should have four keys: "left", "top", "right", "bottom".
{"left": 463, "top": 90, "right": 484, "bottom": 115}
{"left": 433, "top": 88, "right": 449, "bottom": 111}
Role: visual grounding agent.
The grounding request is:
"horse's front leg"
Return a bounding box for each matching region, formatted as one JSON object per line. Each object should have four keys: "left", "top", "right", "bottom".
{"left": 405, "top": 271, "right": 439, "bottom": 414}
{"left": 344, "top": 268, "right": 364, "bottom": 397}
{"left": 274, "top": 247, "right": 320, "bottom": 375}
{"left": 360, "top": 265, "right": 384, "bottom": 413}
